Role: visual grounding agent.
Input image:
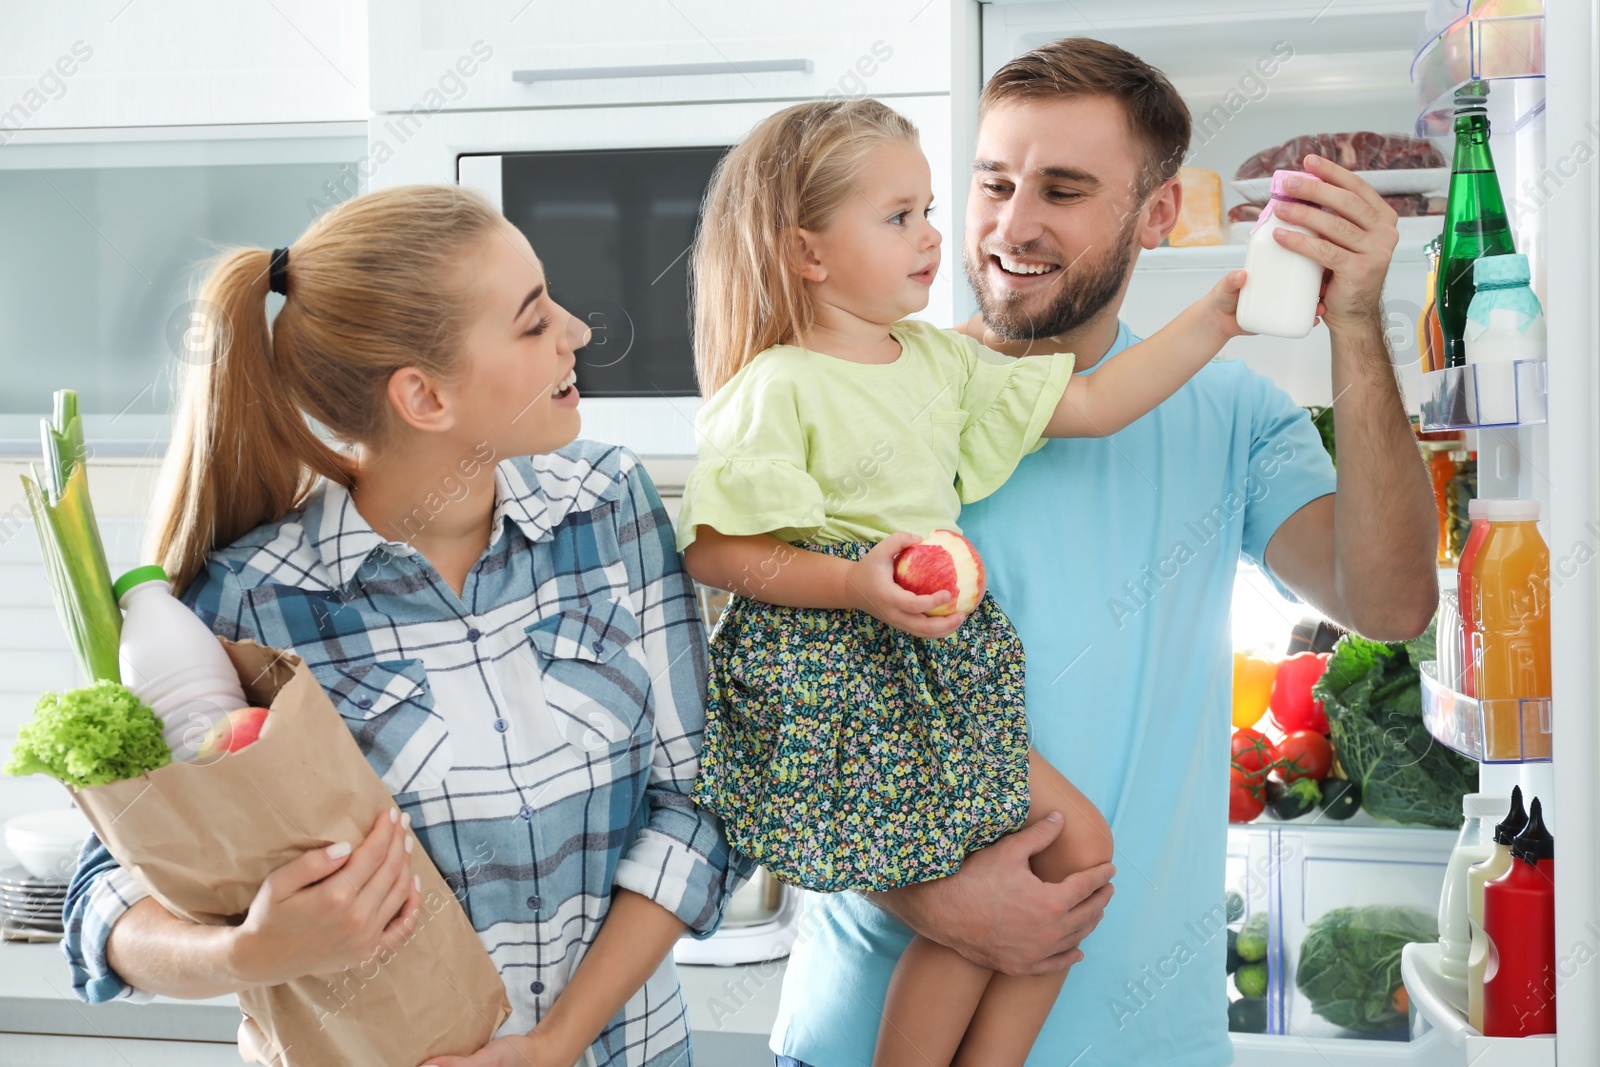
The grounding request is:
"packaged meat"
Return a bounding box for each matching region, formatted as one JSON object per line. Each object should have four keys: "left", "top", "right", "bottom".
{"left": 1230, "top": 194, "right": 1442, "bottom": 220}
{"left": 1384, "top": 194, "right": 1446, "bottom": 217}
{"left": 1236, "top": 133, "right": 1445, "bottom": 179}
{"left": 1169, "top": 167, "right": 1224, "bottom": 246}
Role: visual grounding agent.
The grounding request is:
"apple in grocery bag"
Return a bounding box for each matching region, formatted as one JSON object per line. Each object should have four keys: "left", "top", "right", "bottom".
{"left": 892, "top": 530, "right": 987, "bottom": 616}
{"left": 196, "top": 707, "right": 270, "bottom": 760}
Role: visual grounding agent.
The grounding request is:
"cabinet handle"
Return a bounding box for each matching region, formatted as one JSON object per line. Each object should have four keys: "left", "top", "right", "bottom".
{"left": 513, "top": 58, "right": 813, "bottom": 83}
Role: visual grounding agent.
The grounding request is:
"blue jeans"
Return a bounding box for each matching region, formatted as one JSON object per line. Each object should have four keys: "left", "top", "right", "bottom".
{"left": 775, "top": 1059, "right": 817, "bottom": 1067}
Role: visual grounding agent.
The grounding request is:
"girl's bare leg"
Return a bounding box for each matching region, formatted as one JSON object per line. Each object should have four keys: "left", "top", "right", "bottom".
{"left": 873, "top": 750, "right": 1112, "bottom": 1067}
{"left": 873, "top": 933, "right": 995, "bottom": 1067}
{"left": 951, "top": 750, "right": 1114, "bottom": 1066}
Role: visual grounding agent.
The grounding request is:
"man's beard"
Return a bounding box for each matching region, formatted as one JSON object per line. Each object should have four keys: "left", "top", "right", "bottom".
{"left": 964, "top": 218, "right": 1139, "bottom": 345}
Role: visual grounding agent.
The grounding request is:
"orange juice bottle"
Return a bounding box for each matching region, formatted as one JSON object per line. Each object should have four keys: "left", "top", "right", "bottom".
{"left": 1470, "top": 499, "right": 1551, "bottom": 760}
{"left": 1457, "top": 499, "right": 1490, "bottom": 695}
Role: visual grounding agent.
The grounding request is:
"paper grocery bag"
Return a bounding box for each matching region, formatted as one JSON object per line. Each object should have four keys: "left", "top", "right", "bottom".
{"left": 71, "top": 640, "right": 512, "bottom": 1066}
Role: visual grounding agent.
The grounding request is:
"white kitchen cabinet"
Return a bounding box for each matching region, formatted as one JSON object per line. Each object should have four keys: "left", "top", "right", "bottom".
{"left": 368, "top": 0, "right": 951, "bottom": 114}
{"left": 0, "top": 0, "right": 368, "bottom": 131}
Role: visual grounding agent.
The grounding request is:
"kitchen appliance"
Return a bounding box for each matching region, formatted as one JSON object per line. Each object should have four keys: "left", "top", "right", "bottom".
{"left": 366, "top": 95, "right": 955, "bottom": 456}
{"left": 673, "top": 866, "right": 805, "bottom": 967}
{"left": 459, "top": 145, "right": 727, "bottom": 405}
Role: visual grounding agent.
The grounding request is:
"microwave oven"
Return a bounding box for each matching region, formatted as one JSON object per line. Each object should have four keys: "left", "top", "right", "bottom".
{"left": 368, "top": 96, "right": 955, "bottom": 456}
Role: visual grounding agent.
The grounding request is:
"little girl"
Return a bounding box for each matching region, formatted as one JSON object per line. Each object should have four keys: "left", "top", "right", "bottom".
{"left": 678, "top": 99, "right": 1245, "bottom": 1066}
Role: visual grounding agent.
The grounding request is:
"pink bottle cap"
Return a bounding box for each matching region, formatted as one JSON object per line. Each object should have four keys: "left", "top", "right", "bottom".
{"left": 1253, "top": 169, "right": 1325, "bottom": 233}
{"left": 1269, "top": 169, "right": 1321, "bottom": 200}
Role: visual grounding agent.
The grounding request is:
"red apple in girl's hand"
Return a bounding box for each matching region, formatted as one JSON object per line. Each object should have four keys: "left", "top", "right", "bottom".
{"left": 893, "top": 530, "right": 986, "bottom": 616}
{"left": 197, "top": 706, "right": 270, "bottom": 759}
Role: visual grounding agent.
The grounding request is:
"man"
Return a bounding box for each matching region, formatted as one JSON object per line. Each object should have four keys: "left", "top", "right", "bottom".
{"left": 772, "top": 38, "right": 1437, "bottom": 1067}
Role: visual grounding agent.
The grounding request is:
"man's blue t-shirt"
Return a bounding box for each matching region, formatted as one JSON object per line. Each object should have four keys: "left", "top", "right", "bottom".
{"left": 771, "top": 323, "right": 1338, "bottom": 1067}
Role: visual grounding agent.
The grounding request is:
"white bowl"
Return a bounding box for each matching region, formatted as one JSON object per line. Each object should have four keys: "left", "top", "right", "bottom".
{"left": 5, "top": 808, "right": 92, "bottom": 882}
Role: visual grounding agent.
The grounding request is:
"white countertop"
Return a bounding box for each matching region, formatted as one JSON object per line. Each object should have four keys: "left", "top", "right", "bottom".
{"left": 0, "top": 940, "right": 781, "bottom": 1064}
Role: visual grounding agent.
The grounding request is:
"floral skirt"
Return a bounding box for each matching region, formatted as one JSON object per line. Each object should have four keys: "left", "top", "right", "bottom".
{"left": 690, "top": 541, "right": 1031, "bottom": 892}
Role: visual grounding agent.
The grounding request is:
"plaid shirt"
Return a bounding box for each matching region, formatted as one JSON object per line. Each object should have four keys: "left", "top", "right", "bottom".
{"left": 62, "top": 440, "right": 750, "bottom": 1066}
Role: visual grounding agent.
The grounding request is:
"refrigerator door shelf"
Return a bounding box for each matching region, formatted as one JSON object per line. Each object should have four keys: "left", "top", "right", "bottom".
{"left": 1401, "top": 942, "right": 1556, "bottom": 1063}
{"left": 1419, "top": 660, "right": 1552, "bottom": 763}
{"left": 1412, "top": 4, "right": 1546, "bottom": 138}
{"left": 1233, "top": 1029, "right": 1455, "bottom": 1067}
{"left": 1418, "top": 360, "right": 1548, "bottom": 432}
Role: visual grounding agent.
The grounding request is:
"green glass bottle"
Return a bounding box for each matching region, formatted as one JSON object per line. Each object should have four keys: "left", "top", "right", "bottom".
{"left": 1438, "top": 82, "right": 1515, "bottom": 369}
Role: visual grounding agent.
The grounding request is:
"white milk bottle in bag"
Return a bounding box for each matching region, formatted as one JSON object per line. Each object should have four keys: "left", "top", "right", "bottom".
{"left": 114, "top": 565, "right": 247, "bottom": 761}
{"left": 1236, "top": 170, "right": 1327, "bottom": 338}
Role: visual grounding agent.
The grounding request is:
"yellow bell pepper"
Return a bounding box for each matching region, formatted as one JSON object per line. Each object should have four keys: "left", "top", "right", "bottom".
{"left": 1232, "top": 652, "right": 1277, "bottom": 730}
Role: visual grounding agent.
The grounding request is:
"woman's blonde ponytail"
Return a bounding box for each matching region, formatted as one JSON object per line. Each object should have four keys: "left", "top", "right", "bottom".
{"left": 148, "top": 185, "right": 502, "bottom": 593}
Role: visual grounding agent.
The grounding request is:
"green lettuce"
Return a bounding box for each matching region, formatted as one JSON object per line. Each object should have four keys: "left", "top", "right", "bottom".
{"left": 5, "top": 681, "right": 170, "bottom": 789}
{"left": 1297, "top": 905, "right": 1436, "bottom": 1032}
{"left": 1312, "top": 623, "right": 1475, "bottom": 828}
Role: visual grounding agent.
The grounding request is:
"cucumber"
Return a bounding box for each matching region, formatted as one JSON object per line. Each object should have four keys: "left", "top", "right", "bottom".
{"left": 1228, "top": 997, "right": 1268, "bottom": 1033}
{"left": 1237, "top": 912, "right": 1268, "bottom": 962}
{"left": 1318, "top": 776, "right": 1361, "bottom": 820}
{"left": 1235, "top": 962, "right": 1268, "bottom": 998}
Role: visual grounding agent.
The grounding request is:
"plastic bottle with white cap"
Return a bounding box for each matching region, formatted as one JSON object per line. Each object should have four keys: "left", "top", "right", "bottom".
{"left": 1235, "top": 169, "right": 1327, "bottom": 338}
{"left": 114, "top": 565, "right": 247, "bottom": 761}
{"left": 1469, "top": 498, "right": 1551, "bottom": 761}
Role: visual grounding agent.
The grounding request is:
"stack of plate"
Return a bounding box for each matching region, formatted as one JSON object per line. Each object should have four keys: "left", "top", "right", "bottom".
{"left": 0, "top": 866, "right": 67, "bottom": 940}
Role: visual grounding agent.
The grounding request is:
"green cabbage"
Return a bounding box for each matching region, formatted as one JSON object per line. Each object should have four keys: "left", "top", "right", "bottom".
{"left": 1312, "top": 624, "right": 1475, "bottom": 828}
{"left": 1296, "top": 905, "right": 1436, "bottom": 1032}
{"left": 5, "top": 681, "right": 170, "bottom": 788}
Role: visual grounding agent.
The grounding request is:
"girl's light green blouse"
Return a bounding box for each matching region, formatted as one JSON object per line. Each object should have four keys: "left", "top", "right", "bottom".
{"left": 676, "top": 319, "right": 1073, "bottom": 552}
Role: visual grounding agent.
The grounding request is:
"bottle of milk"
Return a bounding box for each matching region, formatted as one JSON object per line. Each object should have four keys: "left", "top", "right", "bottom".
{"left": 1464, "top": 253, "right": 1545, "bottom": 426}
{"left": 113, "top": 565, "right": 247, "bottom": 761}
{"left": 1236, "top": 169, "right": 1327, "bottom": 338}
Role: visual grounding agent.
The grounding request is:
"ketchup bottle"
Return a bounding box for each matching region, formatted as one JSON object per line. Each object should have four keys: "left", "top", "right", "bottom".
{"left": 1482, "top": 798, "right": 1556, "bottom": 1036}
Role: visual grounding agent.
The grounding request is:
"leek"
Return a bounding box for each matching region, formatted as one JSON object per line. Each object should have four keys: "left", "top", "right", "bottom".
{"left": 21, "top": 389, "right": 122, "bottom": 683}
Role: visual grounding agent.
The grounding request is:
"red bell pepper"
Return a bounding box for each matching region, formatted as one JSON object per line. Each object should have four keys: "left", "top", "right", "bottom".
{"left": 1269, "top": 651, "right": 1331, "bottom": 734}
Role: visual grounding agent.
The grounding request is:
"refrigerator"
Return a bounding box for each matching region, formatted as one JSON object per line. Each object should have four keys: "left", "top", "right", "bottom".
{"left": 974, "top": 1, "right": 1598, "bottom": 1064}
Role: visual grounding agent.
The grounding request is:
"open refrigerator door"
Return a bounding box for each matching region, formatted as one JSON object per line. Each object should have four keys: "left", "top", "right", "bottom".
{"left": 1395, "top": 0, "right": 1600, "bottom": 1064}
{"left": 978, "top": 1, "right": 1595, "bottom": 1060}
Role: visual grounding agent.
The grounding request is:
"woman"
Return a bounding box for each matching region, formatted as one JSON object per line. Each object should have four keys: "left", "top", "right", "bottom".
{"left": 61, "top": 185, "right": 748, "bottom": 1067}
